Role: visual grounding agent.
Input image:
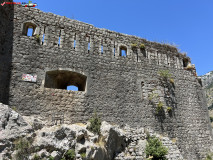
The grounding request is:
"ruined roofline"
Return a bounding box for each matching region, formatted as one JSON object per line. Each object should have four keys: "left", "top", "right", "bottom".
{"left": 15, "top": 4, "right": 191, "bottom": 62}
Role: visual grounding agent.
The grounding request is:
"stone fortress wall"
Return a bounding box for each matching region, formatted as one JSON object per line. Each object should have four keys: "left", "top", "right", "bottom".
{"left": 0, "top": 4, "right": 213, "bottom": 159}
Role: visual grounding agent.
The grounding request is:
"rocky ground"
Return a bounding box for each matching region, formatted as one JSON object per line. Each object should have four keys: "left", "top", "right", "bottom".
{"left": 0, "top": 103, "right": 183, "bottom": 160}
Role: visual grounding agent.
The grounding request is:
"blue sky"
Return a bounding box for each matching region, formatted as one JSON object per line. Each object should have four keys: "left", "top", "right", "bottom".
{"left": 20, "top": 0, "right": 213, "bottom": 75}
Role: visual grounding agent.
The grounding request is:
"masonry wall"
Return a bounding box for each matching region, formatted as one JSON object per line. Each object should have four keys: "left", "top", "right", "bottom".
{"left": 5, "top": 5, "right": 213, "bottom": 159}
{"left": 0, "top": 0, "right": 14, "bottom": 104}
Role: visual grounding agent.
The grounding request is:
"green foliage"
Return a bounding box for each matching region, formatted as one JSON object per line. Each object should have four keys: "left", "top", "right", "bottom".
{"left": 49, "top": 156, "right": 54, "bottom": 160}
{"left": 32, "top": 154, "right": 40, "bottom": 160}
{"left": 35, "top": 34, "right": 40, "bottom": 43}
{"left": 80, "top": 152, "right": 86, "bottom": 158}
{"left": 64, "top": 149, "right": 76, "bottom": 160}
{"left": 139, "top": 43, "right": 145, "bottom": 49}
{"left": 158, "top": 70, "right": 172, "bottom": 80}
{"left": 145, "top": 136, "right": 168, "bottom": 160}
{"left": 131, "top": 43, "right": 137, "bottom": 49}
{"left": 148, "top": 91, "right": 159, "bottom": 101}
{"left": 210, "top": 116, "right": 213, "bottom": 123}
{"left": 87, "top": 111, "right": 102, "bottom": 135}
{"left": 15, "top": 138, "right": 32, "bottom": 160}
{"left": 205, "top": 153, "right": 213, "bottom": 160}
{"left": 167, "top": 107, "right": 172, "bottom": 112}
{"left": 156, "top": 101, "right": 164, "bottom": 114}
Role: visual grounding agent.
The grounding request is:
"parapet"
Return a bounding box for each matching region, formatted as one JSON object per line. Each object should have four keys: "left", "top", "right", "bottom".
{"left": 14, "top": 4, "right": 192, "bottom": 71}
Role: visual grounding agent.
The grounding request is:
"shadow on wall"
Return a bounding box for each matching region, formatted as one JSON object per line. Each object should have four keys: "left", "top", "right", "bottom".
{"left": 0, "top": 0, "right": 14, "bottom": 104}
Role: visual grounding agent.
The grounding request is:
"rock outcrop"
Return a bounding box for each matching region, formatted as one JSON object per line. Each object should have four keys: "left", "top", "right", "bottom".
{"left": 0, "top": 103, "right": 183, "bottom": 160}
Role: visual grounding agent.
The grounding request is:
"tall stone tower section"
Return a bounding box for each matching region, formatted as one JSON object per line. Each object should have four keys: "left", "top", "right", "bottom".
{"left": 0, "top": 0, "right": 14, "bottom": 104}
{"left": 0, "top": 4, "right": 213, "bottom": 159}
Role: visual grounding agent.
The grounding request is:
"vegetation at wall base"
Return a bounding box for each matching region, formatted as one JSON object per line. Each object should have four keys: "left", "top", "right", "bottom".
{"left": 145, "top": 135, "right": 168, "bottom": 160}
{"left": 63, "top": 149, "right": 76, "bottom": 160}
{"left": 87, "top": 111, "right": 102, "bottom": 135}
{"left": 14, "top": 137, "right": 32, "bottom": 160}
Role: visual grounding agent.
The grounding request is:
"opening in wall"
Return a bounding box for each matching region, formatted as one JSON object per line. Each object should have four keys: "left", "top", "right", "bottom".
{"left": 27, "top": 28, "right": 33, "bottom": 36}
{"left": 44, "top": 70, "right": 87, "bottom": 91}
{"left": 183, "top": 58, "right": 189, "bottom": 67}
{"left": 120, "top": 46, "right": 127, "bottom": 57}
{"left": 22, "top": 22, "right": 37, "bottom": 36}
{"left": 67, "top": 85, "right": 78, "bottom": 91}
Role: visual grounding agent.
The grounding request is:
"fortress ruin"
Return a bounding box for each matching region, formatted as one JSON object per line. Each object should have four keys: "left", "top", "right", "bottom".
{"left": 0, "top": 3, "right": 213, "bottom": 159}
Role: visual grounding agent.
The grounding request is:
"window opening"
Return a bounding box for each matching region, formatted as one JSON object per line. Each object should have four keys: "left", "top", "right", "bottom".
{"left": 27, "top": 28, "right": 33, "bottom": 36}
{"left": 101, "top": 45, "right": 103, "bottom": 54}
{"left": 44, "top": 70, "right": 87, "bottom": 91}
{"left": 183, "top": 58, "right": 189, "bottom": 67}
{"left": 42, "top": 27, "right": 45, "bottom": 45}
{"left": 67, "top": 85, "right": 78, "bottom": 91}
{"left": 114, "top": 42, "right": 115, "bottom": 56}
{"left": 74, "top": 33, "right": 76, "bottom": 49}
{"left": 120, "top": 46, "right": 127, "bottom": 57}
{"left": 101, "top": 40, "right": 103, "bottom": 54}
{"left": 58, "top": 30, "right": 61, "bottom": 46}
{"left": 88, "top": 37, "right": 90, "bottom": 53}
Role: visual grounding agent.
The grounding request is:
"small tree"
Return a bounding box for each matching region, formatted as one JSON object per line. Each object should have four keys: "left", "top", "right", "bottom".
{"left": 87, "top": 111, "right": 101, "bottom": 135}
{"left": 145, "top": 136, "right": 168, "bottom": 160}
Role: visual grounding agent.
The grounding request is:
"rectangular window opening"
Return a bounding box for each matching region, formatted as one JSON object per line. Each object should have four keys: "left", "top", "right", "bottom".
{"left": 121, "top": 49, "right": 127, "bottom": 57}
{"left": 88, "top": 42, "right": 90, "bottom": 53}
{"left": 27, "top": 28, "right": 33, "bottom": 37}
{"left": 101, "top": 45, "right": 103, "bottom": 54}
{"left": 58, "top": 30, "right": 61, "bottom": 47}
{"left": 42, "top": 27, "right": 45, "bottom": 45}
{"left": 74, "top": 33, "right": 76, "bottom": 49}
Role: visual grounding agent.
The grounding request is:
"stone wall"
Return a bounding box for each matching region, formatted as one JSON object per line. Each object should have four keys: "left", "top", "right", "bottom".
{"left": 3, "top": 4, "right": 213, "bottom": 159}
{"left": 0, "top": 0, "right": 14, "bottom": 104}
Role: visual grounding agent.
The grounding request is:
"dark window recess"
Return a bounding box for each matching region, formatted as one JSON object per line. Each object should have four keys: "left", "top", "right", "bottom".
{"left": 183, "top": 58, "right": 189, "bottom": 67}
{"left": 58, "top": 30, "right": 61, "bottom": 46}
{"left": 120, "top": 46, "right": 127, "bottom": 57}
{"left": 74, "top": 33, "right": 76, "bottom": 49}
{"left": 44, "top": 70, "right": 87, "bottom": 91}
{"left": 23, "top": 22, "right": 36, "bottom": 36}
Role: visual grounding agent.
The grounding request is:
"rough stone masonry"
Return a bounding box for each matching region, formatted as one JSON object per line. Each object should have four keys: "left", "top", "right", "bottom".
{"left": 0, "top": 3, "right": 213, "bottom": 159}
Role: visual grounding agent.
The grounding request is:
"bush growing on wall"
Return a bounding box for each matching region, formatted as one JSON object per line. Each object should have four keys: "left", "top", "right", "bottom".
{"left": 145, "top": 135, "right": 168, "bottom": 160}
{"left": 87, "top": 111, "right": 102, "bottom": 135}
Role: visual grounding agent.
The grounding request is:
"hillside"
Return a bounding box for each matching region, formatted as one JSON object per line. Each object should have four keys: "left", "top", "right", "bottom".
{"left": 201, "top": 71, "right": 213, "bottom": 126}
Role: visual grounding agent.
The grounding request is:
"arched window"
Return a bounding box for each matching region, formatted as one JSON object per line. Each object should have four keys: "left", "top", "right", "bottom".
{"left": 120, "top": 46, "right": 127, "bottom": 57}
{"left": 44, "top": 70, "right": 87, "bottom": 91}
{"left": 22, "top": 22, "right": 37, "bottom": 36}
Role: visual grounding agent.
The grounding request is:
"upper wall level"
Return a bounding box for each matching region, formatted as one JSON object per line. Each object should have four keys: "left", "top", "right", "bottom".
{"left": 14, "top": 5, "right": 191, "bottom": 70}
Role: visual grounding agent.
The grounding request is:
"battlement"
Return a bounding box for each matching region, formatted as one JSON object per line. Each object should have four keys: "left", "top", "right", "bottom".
{"left": 0, "top": 4, "right": 212, "bottom": 160}
{"left": 14, "top": 5, "right": 191, "bottom": 70}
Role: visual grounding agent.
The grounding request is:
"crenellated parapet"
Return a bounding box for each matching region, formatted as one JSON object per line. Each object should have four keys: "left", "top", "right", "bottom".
{"left": 14, "top": 5, "right": 191, "bottom": 71}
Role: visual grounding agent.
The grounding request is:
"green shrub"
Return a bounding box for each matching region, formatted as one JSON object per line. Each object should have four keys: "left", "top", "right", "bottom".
{"left": 145, "top": 136, "right": 168, "bottom": 160}
{"left": 80, "top": 152, "right": 86, "bottom": 158}
{"left": 15, "top": 138, "right": 32, "bottom": 160}
{"left": 49, "top": 156, "right": 54, "bottom": 160}
{"left": 210, "top": 117, "right": 213, "bottom": 123}
{"left": 158, "top": 70, "right": 172, "bottom": 80}
{"left": 35, "top": 34, "right": 40, "bottom": 43}
{"left": 131, "top": 43, "right": 137, "bottom": 49}
{"left": 87, "top": 111, "right": 102, "bottom": 135}
{"left": 32, "top": 154, "right": 40, "bottom": 160}
{"left": 139, "top": 43, "right": 145, "bottom": 49}
{"left": 167, "top": 107, "right": 172, "bottom": 112}
{"left": 205, "top": 153, "right": 213, "bottom": 160}
{"left": 64, "top": 149, "right": 76, "bottom": 160}
{"left": 156, "top": 101, "right": 164, "bottom": 114}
